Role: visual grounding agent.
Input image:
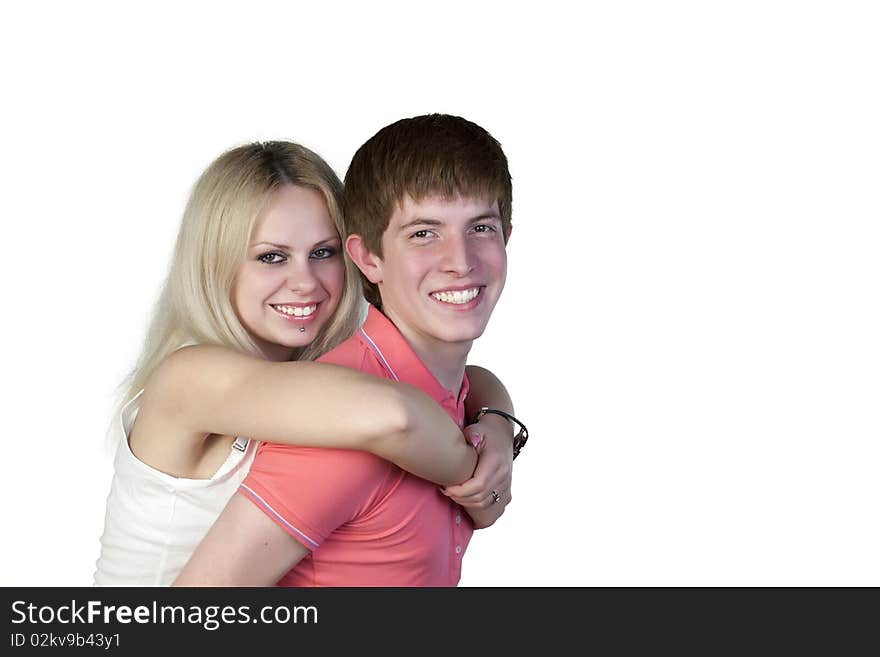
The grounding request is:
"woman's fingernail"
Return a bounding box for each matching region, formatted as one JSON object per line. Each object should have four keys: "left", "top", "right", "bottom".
{"left": 468, "top": 432, "right": 483, "bottom": 448}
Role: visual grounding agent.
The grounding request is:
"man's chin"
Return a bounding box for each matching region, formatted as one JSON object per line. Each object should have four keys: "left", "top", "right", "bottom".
{"left": 430, "top": 321, "right": 489, "bottom": 346}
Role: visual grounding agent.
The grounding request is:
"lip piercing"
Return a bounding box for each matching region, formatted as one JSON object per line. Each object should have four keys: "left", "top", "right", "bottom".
{"left": 299, "top": 326, "right": 306, "bottom": 333}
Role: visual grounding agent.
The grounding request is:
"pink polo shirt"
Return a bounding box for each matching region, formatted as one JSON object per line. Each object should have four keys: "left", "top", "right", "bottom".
{"left": 239, "top": 305, "right": 473, "bottom": 586}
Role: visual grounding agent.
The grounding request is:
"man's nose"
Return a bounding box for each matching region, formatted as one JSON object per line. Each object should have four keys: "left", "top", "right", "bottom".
{"left": 441, "top": 235, "right": 475, "bottom": 276}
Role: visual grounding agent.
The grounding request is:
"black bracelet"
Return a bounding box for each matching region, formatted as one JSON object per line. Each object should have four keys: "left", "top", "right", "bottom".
{"left": 473, "top": 407, "right": 528, "bottom": 460}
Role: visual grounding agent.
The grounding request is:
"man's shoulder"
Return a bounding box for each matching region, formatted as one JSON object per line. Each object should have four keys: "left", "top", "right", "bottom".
{"left": 317, "top": 329, "right": 385, "bottom": 377}
{"left": 243, "top": 445, "right": 398, "bottom": 546}
{"left": 253, "top": 442, "right": 391, "bottom": 480}
{"left": 248, "top": 429, "right": 396, "bottom": 501}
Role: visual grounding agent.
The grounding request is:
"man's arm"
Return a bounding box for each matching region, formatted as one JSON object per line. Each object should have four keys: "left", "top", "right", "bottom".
{"left": 173, "top": 492, "right": 308, "bottom": 586}
{"left": 176, "top": 441, "right": 384, "bottom": 585}
{"left": 445, "top": 365, "right": 517, "bottom": 528}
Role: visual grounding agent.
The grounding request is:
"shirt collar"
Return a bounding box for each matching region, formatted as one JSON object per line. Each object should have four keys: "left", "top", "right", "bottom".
{"left": 358, "top": 305, "right": 469, "bottom": 408}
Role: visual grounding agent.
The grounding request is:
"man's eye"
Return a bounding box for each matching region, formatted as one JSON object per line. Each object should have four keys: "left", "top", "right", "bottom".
{"left": 411, "top": 230, "right": 432, "bottom": 239}
{"left": 473, "top": 224, "right": 497, "bottom": 234}
{"left": 258, "top": 252, "right": 286, "bottom": 264}
{"left": 311, "top": 247, "right": 336, "bottom": 259}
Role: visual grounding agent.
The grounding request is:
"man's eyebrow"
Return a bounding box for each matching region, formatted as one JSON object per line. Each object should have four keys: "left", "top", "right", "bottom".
{"left": 397, "top": 213, "right": 501, "bottom": 233}
{"left": 467, "top": 212, "right": 502, "bottom": 223}
{"left": 398, "top": 218, "right": 443, "bottom": 233}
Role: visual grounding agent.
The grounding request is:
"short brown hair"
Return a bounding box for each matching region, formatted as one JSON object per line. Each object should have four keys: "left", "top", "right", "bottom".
{"left": 343, "top": 114, "right": 512, "bottom": 307}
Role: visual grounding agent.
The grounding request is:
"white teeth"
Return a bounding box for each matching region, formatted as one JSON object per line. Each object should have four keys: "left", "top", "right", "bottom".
{"left": 274, "top": 304, "right": 317, "bottom": 317}
{"left": 431, "top": 288, "right": 480, "bottom": 305}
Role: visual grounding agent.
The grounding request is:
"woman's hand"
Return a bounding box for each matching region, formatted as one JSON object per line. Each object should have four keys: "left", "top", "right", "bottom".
{"left": 441, "top": 414, "right": 513, "bottom": 528}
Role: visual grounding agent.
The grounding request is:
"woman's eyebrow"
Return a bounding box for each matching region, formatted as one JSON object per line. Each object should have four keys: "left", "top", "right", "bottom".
{"left": 251, "top": 236, "right": 340, "bottom": 250}
{"left": 251, "top": 241, "right": 291, "bottom": 250}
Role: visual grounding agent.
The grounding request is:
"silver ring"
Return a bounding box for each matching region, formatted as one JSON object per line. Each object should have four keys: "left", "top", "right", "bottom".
{"left": 490, "top": 489, "right": 501, "bottom": 505}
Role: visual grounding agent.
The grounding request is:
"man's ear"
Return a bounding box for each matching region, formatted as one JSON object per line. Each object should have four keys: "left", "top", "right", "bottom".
{"left": 505, "top": 223, "right": 513, "bottom": 243}
{"left": 346, "top": 234, "right": 384, "bottom": 284}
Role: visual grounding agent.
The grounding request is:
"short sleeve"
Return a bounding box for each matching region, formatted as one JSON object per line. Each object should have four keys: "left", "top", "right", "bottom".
{"left": 239, "top": 443, "right": 390, "bottom": 550}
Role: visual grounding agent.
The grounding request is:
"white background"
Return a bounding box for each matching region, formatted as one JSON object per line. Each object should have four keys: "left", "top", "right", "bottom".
{"left": 1, "top": 1, "right": 878, "bottom": 587}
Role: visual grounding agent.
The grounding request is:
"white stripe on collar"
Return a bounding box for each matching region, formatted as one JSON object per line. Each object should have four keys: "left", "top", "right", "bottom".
{"left": 357, "top": 327, "right": 399, "bottom": 381}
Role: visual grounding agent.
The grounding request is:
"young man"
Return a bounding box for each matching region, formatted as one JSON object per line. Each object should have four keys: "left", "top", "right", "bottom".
{"left": 175, "top": 114, "right": 521, "bottom": 586}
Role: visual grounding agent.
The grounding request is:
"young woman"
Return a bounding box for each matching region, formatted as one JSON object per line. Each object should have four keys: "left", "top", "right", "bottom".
{"left": 94, "top": 141, "right": 515, "bottom": 585}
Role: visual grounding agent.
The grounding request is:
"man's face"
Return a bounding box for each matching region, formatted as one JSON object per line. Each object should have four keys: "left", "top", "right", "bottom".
{"left": 372, "top": 194, "right": 508, "bottom": 354}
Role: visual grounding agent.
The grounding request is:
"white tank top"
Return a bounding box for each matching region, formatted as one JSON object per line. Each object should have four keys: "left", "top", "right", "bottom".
{"left": 93, "top": 391, "right": 258, "bottom": 585}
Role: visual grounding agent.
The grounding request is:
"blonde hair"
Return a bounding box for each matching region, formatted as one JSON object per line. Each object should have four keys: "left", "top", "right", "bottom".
{"left": 119, "top": 141, "right": 364, "bottom": 409}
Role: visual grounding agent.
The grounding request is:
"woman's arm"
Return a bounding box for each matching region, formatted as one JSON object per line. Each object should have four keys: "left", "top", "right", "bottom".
{"left": 140, "top": 345, "right": 477, "bottom": 485}
{"left": 444, "top": 365, "right": 517, "bottom": 528}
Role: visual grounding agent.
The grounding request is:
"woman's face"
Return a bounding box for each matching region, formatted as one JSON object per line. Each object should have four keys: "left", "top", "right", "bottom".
{"left": 233, "top": 185, "right": 345, "bottom": 361}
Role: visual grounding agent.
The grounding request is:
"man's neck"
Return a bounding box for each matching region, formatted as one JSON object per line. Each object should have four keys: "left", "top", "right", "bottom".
{"left": 381, "top": 307, "right": 471, "bottom": 395}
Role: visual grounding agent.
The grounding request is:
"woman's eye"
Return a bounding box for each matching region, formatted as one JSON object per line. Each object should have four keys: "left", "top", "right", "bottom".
{"left": 411, "top": 230, "right": 432, "bottom": 239}
{"left": 311, "top": 247, "right": 336, "bottom": 259}
{"left": 258, "top": 252, "right": 286, "bottom": 264}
